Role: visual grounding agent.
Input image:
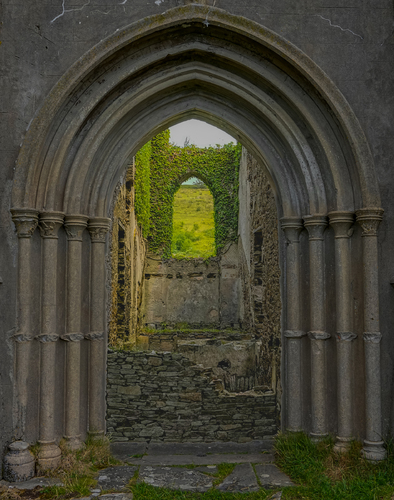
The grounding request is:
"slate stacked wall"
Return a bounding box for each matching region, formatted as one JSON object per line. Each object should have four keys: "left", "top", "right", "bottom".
{"left": 107, "top": 351, "right": 277, "bottom": 442}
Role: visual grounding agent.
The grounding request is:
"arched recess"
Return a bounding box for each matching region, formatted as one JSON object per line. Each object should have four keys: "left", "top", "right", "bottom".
{"left": 10, "top": 4, "right": 386, "bottom": 467}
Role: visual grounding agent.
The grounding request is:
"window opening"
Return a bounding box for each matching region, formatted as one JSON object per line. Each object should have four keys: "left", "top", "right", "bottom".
{"left": 172, "top": 177, "right": 215, "bottom": 259}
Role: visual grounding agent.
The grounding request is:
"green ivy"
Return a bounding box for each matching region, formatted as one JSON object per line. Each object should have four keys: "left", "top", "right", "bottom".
{"left": 134, "top": 130, "right": 241, "bottom": 258}
{"left": 134, "top": 141, "right": 151, "bottom": 238}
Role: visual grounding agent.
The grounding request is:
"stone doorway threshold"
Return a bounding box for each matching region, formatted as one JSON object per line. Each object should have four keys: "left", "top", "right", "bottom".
{"left": 101, "top": 439, "right": 293, "bottom": 495}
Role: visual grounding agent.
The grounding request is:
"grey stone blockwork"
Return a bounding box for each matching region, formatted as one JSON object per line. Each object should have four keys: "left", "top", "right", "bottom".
{"left": 107, "top": 351, "right": 277, "bottom": 442}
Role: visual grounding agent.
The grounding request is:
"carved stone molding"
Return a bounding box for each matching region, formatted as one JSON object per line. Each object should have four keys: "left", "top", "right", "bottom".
{"left": 356, "top": 208, "right": 384, "bottom": 237}
{"left": 303, "top": 215, "right": 328, "bottom": 240}
{"left": 13, "top": 333, "right": 34, "bottom": 343}
{"left": 39, "top": 212, "right": 64, "bottom": 239}
{"left": 64, "top": 214, "right": 89, "bottom": 241}
{"left": 88, "top": 218, "right": 110, "bottom": 243}
{"left": 336, "top": 331, "right": 357, "bottom": 342}
{"left": 328, "top": 211, "right": 355, "bottom": 239}
{"left": 35, "top": 333, "right": 59, "bottom": 343}
{"left": 280, "top": 217, "right": 304, "bottom": 243}
{"left": 61, "top": 333, "right": 84, "bottom": 342}
{"left": 284, "top": 330, "right": 306, "bottom": 338}
{"left": 363, "top": 332, "right": 382, "bottom": 344}
{"left": 11, "top": 208, "right": 39, "bottom": 238}
{"left": 85, "top": 331, "right": 104, "bottom": 341}
{"left": 308, "top": 330, "right": 331, "bottom": 340}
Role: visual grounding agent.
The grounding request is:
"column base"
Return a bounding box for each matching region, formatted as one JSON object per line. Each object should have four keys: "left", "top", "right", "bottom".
{"left": 37, "top": 442, "right": 61, "bottom": 470}
{"left": 310, "top": 432, "right": 328, "bottom": 443}
{"left": 286, "top": 428, "right": 303, "bottom": 433}
{"left": 64, "top": 435, "right": 83, "bottom": 451}
{"left": 88, "top": 430, "right": 105, "bottom": 442}
{"left": 333, "top": 436, "right": 353, "bottom": 453}
{"left": 362, "top": 439, "right": 387, "bottom": 461}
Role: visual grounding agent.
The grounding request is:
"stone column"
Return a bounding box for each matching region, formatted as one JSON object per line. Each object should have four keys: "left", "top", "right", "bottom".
{"left": 280, "top": 217, "right": 305, "bottom": 432}
{"left": 304, "top": 215, "right": 329, "bottom": 441}
{"left": 10, "top": 209, "right": 39, "bottom": 438}
{"left": 62, "top": 215, "right": 88, "bottom": 450}
{"left": 37, "top": 212, "right": 64, "bottom": 470}
{"left": 329, "top": 211, "right": 356, "bottom": 452}
{"left": 87, "top": 217, "right": 110, "bottom": 439}
{"left": 356, "top": 208, "right": 386, "bottom": 461}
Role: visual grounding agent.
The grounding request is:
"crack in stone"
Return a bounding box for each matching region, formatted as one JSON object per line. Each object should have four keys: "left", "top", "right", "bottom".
{"left": 315, "top": 14, "right": 363, "bottom": 40}
{"left": 50, "top": 0, "right": 91, "bottom": 23}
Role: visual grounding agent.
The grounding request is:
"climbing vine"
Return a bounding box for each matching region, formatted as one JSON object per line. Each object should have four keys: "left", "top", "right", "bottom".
{"left": 134, "top": 141, "right": 151, "bottom": 238}
{"left": 134, "top": 130, "right": 241, "bottom": 258}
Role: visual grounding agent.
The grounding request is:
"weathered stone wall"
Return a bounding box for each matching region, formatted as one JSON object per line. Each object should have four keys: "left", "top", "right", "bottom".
{"left": 107, "top": 350, "right": 277, "bottom": 443}
{"left": 238, "top": 148, "right": 282, "bottom": 394}
{"left": 110, "top": 163, "right": 147, "bottom": 347}
{"left": 141, "top": 243, "right": 241, "bottom": 329}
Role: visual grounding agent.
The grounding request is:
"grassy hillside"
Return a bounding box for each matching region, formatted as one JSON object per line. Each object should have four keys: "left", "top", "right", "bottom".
{"left": 172, "top": 185, "right": 215, "bottom": 259}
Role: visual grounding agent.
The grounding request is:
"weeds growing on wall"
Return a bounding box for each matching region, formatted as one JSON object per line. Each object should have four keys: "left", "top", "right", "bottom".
{"left": 134, "top": 130, "right": 241, "bottom": 258}
{"left": 134, "top": 141, "right": 151, "bottom": 238}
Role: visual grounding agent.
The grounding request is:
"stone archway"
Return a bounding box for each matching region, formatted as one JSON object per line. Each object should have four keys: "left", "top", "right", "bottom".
{"left": 10, "top": 4, "right": 385, "bottom": 467}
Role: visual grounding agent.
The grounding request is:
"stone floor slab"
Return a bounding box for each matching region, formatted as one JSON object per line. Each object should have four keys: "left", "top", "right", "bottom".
{"left": 97, "top": 466, "right": 138, "bottom": 491}
{"left": 0, "top": 477, "right": 62, "bottom": 490}
{"left": 194, "top": 465, "right": 218, "bottom": 474}
{"left": 111, "top": 443, "right": 147, "bottom": 462}
{"left": 146, "top": 440, "right": 273, "bottom": 456}
{"left": 139, "top": 466, "right": 213, "bottom": 492}
{"left": 255, "top": 464, "right": 294, "bottom": 488}
{"left": 129, "top": 452, "right": 274, "bottom": 466}
{"left": 216, "top": 463, "right": 259, "bottom": 492}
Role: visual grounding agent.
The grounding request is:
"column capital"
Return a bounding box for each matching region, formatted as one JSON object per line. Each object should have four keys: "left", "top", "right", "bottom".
{"left": 356, "top": 208, "right": 384, "bottom": 237}
{"left": 328, "top": 211, "right": 355, "bottom": 238}
{"left": 64, "top": 214, "right": 89, "bottom": 241}
{"left": 303, "top": 215, "right": 328, "bottom": 240}
{"left": 39, "top": 212, "right": 64, "bottom": 239}
{"left": 280, "top": 217, "right": 303, "bottom": 242}
{"left": 11, "top": 208, "right": 39, "bottom": 238}
{"left": 88, "top": 218, "right": 111, "bottom": 243}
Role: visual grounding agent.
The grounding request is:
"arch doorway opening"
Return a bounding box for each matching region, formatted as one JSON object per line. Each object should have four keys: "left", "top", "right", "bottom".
{"left": 108, "top": 122, "right": 282, "bottom": 443}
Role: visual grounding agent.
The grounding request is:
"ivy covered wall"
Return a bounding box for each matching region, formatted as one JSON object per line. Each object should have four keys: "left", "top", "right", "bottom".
{"left": 134, "top": 130, "right": 241, "bottom": 257}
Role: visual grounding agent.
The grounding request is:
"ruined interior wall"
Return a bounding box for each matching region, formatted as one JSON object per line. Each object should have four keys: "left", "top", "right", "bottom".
{"left": 238, "top": 148, "right": 282, "bottom": 394}
{"left": 140, "top": 243, "right": 241, "bottom": 329}
{"left": 107, "top": 350, "right": 277, "bottom": 443}
{"left": 110, "top": 164, "right": 147, "bottom": 347}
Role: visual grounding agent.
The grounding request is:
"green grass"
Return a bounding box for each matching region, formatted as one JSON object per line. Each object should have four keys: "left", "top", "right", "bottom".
{"left": 275, "top": 432, "right": 394, "bottom": 499}
{"left": 172, "top": 185, "right": 215, "bottom": 259}
{"left": 129, "top": 483, "right": 271, "bottom": 499}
